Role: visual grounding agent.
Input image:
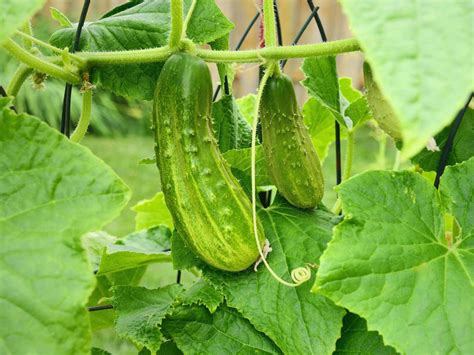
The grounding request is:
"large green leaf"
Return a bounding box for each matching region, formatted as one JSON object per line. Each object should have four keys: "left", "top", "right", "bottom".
{"left": 412, "top": 107, "right": 474, "bottom": 171}
{"left": 334, "top": 313, "right": 398, "bottom": 355}
{"left": 201, "top": 198, "right": 345, "bottom": 354}
{"left": 0, "top": 106, "right": 130, "bottom": 353}
{"left": 0, "top": 0, "right": 46, "bottom": 44}
{"left": 222, "top": 146, "right": 271, "bottom": 187}
{"left": 341, "top": 0, "right": 474, "bottom": 157}
{"left": 50, "top": 0, "right": 233, "bottom": 100}
{"left": 314, "top": 160, "right": 474, "bottom": 354}
{"left": 163, "top": 304, "right": 281, "bottom": 354}
{"left": 112, "top": 285, "right": 183, "bottom": 352}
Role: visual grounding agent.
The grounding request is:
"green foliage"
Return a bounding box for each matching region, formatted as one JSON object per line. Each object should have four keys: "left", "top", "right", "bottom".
{"left": 334, "top": 313, "right": 398, "bottom": 354}
{"left": 1, "top": 1, "right": 472, "bottom": 353}
{"left": 0, "top": 103, "right": 129, "bottom": 353}
{"left": 163, "top": 304, "right": 281, "bottom": 354}
{"left": 314, "top": 158, "right": 474, "bottom": 354}
{"left": 340, "top": 0, "right": 474, "bottom": 157}
{"left": 112, "top": 285, "right": 183, "bottom": 352}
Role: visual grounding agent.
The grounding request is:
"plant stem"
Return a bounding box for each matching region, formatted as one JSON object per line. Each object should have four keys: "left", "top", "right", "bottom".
{"left": 7, "top": 65, "right": 33, "bottom": 96}
{"left": 332, "top": 130, "right": 355, "bottom": 215}
{"left": 77, "top": 38, "right": 359, "bottom": 65}
{"left": 3, "top": 39, "right": 81, "bottom": 84}
{"left": 15, "top": 30, "right": 86, "bottom": 65}
{"left": 21, "top": 21, "right": 34, "bottom": 50}
{"left": 183, "top": 0, "right": 197, "bottom": 35}
{"left": 169, "top": 0, "right": 183, "bottom": 49}
{"left": 263, "top": 0, "right": 277, "bottom": 47}
{"left": 80, "top": 46, "right": 173, "bottom": 65}
{"left": 195, "top": 38, "right": 359, "bottom": 63}
{"left": 70, "top": 89, "right": 92, "bottom": 143}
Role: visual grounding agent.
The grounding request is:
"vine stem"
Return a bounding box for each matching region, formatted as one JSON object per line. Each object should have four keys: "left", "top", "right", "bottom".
{"left": 183, "top": 0, "right": 197, "bottom": 34}
{"left": 332, "top": 130, "right": 355, "bottom": 215}
{"left": 77, "top": 38, "right": 359, "bottom": 65}
{"left": 7, "top": 65, "right": 33, "bottom": 96}
{"left": 251, "top": 63, "right": 310, "bottom": 288}
{"left": 70, "top": 89, "right": 92, "bottom": 142}
{"left": 169, "top": 0, "right": 183, "bottom": 49}
{"left": 3, "top": 39, "right": 80, "bottom": 84}
{"left": 263, "top": 0, "right": 277, "bottom": 48}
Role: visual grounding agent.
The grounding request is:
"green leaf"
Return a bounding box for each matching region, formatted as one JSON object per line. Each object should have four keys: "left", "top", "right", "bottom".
{"left": 185, "top": 0, "right": 234, "bottom": 45}
{"left": 0, "top": 107, "right": 130, "bottom": 353}
{"left": 50, "top": 7, "right": 72, "bottom": 27}
{"left": 412, "top": 107, "right": 474, "bottom": 171}
{"left": 0, "top": 0, "right": 46, "bottom": 43}
{"left": 314, "top": 166, "right": 474, "bottom": 354}
{"left": 222, "top": 146, "right": 271, "bottom": 187}
{"left": 49, "top": 0, "right": 233, "bottom": 100}
{"left": 441, "top": 157, "right": 474, "bottom": 235}
{"left": 302, "top": 59, "right": 371, "bottom": 130}
{"left": 132, "top": 191, "right": 174, "bottom": 231}
{"left": 341, "top": 0, "right": 474, "bottom": 157}
{"left": 334, "top": 313, "right": 398, "bottom": 355}
{"left": 302, "top": 56, "right": 340, "bottom": 114}
{"left": 303, "top": 97, "right": 345, "bottom": 162}
{"left": 236, "top": 94, "right": 257, "bottom": 124}
{"left": 178, "top": 279, "right": 224, "bottom": 313}
{"left": 98, "top": 226, "right": 172, "bottom": 275}
{"left": 163, "top": 304, "right": 281, "bottom": 354}
{"left": 112, "top": 285, "right": 183, "bottom": 352}
{"left": 202, "top": 198, "right": 345, "bottom": 354}
{"left": 212, "top": 94, "right": 252, "bottom": 152}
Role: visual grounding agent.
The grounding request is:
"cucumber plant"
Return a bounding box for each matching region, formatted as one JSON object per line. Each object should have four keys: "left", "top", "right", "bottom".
{"left": 0, "top": 0, "right": 472, "bottom": 354}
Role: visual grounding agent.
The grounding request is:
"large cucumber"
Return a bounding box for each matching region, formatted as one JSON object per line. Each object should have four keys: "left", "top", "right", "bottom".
{"left": 260, "top": 72, "right": 324, "bottom": 209}
{"left": 153, "top": 53, "right": 265, "bottom": 272}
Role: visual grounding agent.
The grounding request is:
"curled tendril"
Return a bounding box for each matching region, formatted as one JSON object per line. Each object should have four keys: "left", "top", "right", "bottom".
{"left": 290, "top": 266, "right": 312, "bottom": 285}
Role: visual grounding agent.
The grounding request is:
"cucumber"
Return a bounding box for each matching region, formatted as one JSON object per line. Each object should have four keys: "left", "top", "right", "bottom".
{"left": 364, "top": 62, "right": 402, "bottom": 141}
{"left": 153, "top": 53, "right": 265, "bottom": 272}
{"left": 260, "top": 72, "right": 324, "bottom": 209}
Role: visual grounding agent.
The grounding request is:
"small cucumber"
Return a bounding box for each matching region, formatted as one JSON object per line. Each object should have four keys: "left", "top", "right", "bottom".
{"left": 153, "top": 53, "right": 265, "bottom": 272}
{"left": 260, "top": 72, "right": 324, "bottom": 209}
{"left": 364, "top": 62, "right": 402, "bottom": 141}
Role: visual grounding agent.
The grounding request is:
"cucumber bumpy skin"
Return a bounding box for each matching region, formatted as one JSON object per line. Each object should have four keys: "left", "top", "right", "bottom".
{"left": 153, "top": 53, "right": 265, "bottom": 272}
{"left": 260, "top": 72, "right": 324, "bottom": 209}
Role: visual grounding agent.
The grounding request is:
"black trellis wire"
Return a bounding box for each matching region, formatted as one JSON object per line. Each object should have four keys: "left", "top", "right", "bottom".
{"left": 433, "top": 93, "right": 473, "bottom": 189}
{"left": 280, "top": 5, "right": 320, "bottom": 69}
{"left": 60, "top": 0, "right": 90, "bottom": 137}
{"left": 87, "top": 304, "right": 114, "bottom": 312}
